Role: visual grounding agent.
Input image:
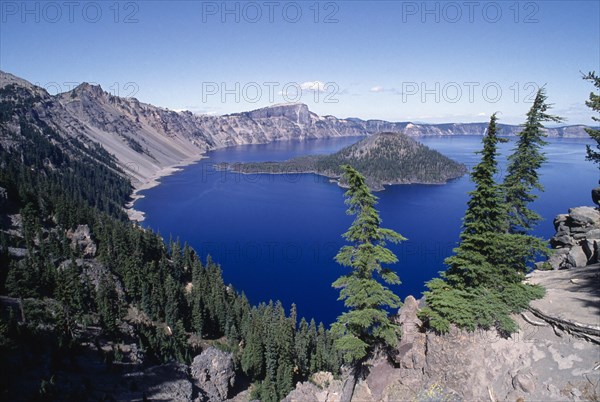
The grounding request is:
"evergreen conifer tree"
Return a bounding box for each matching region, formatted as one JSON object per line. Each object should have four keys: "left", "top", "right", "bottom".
{"left": 443, "top": 114, "right": 508, "bottom": 288}
{"left": 422, "top": 114, "right": 546, "bottom": 335}
{"left": 582, "top": 72, "right": 600, "bottom": 168}
{"left": 331, "top": 165, "right": 404, "bottom": 363}
{"left": 504, "top": 88, "right": 563, "bottom": 233}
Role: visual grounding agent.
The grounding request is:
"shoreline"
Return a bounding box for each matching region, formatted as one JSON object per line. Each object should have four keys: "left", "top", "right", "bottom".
{"left": 125, "top": 131, "right": 475, "bottom": 221}
{"left": 215, "top": 165, "right": 465, "bottom": 192}
{"left": 125, "top": 153, "right": 206, "bottom": 222}
{"left": 123, "top": 135, "right": 361, "bottom": 222}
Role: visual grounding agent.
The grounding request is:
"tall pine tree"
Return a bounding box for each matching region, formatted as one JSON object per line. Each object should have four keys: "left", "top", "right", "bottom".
{"left": 421, "top": 115, "right": 545, "bottom": 335}
{"left": 460, "top": 113, "right": 508, "bottom": 237}
{"left": 582, "top": 72, "right": 600, "bottom": 169}
{"left": 443, "top": 114, "right": 508, "bottom": 288}
{"left": 504, "top": 88, "right": 563, "bottom": 233}
{"left": 331, "top": 165, "right": 404, "bottom": 363}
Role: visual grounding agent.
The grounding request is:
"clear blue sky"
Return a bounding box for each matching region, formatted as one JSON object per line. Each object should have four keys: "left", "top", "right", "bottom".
{"left": 1, "top": 1, "right": 599, "bottom": 124}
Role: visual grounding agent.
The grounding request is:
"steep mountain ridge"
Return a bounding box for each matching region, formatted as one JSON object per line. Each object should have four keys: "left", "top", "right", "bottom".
{"left": 0, "top": 71, "right": 590, "bottom": 192}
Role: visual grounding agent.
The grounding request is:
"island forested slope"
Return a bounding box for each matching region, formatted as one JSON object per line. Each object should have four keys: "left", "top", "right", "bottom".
{"left": 218, "top": 132, "right": 467, "bottom": 190}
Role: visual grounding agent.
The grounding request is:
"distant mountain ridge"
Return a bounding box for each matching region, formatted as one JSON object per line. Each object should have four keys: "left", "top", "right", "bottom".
{"left": 0, "top": 71, "right": 590, "bottom": 191}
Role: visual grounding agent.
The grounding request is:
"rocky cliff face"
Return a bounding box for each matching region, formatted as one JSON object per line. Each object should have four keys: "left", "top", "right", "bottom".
{"left": 545, "top": 206, "right": 600, "bottom": 270}
{"left": 242, "top": 102, "right": 312, "bottom": 125}
{"left": 41, "top": 345, "right": 237, "bottom": 402}
{"left": 191, "top": 347, "right": 236, "bottom": 401}
{"left": 285, "top": 294, "right": 600, "bottom": 402}
{"left": 0, "top": 71, "right": 590, "bottom": 190}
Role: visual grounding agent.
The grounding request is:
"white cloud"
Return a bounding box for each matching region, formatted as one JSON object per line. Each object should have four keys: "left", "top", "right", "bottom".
{"left": 300, "top": 81, "right": 327, "bottom": 92}
{"left": 370, "top": 86, "right": 385, "bottom": 93}
{"left": 277, "top": 80, "right": 329, "bottom": 98}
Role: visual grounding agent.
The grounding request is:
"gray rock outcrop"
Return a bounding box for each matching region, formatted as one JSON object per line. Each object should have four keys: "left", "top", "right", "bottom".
{"left": 139, "top": 362, "right": 194, "bottom": 401}
{"left": 66, "top": 224, "right": 97, "bottom": 258}
{"left": 58, "top": 258, "right": 125, "bottom": 298}
{"left": 118, "top": 362, "right": 194, "bottom": 401}
{"left": 245, "top": 103, "right": 311, "bottom": 125}
{"left": 283, "top": 372, "right": 343, "bottom": 402}
{"left": 394, "top": 295, "right": 426, "bottom": 370}
{"left": 547, "top": 206, "right": 600, "bottom": 269}
{"left": 191, "top": 347, "right": 235, "bottom": 401}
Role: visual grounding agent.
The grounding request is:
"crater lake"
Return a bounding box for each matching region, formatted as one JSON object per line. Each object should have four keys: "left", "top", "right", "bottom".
{"left": 134, "top": 135, "right": 598, "bottom": 324}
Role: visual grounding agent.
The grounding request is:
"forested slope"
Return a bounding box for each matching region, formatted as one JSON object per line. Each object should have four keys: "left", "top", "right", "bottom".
{"left": 0, "top": 82, "right": 339, "bottom": 402}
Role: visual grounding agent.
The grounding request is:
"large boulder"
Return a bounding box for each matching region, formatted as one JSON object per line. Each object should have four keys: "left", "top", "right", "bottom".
{"left": 586, "top": 229, "right": 600, "bottom": 240}
{"left": 553, "top": 214, "right": 569, "bottom": 231}
{"left": 550, "top": 233, "right": 575, "bottom": 248}
{"left": 555, "top": 222, "right": 571, "bottom": 236}
{"left": 191, "top": 347, "right": 235, "bottom": 401}
{"left": 571, "top": 225, "right": 591, "bottom": 235}
{"left": 547, "top": 248, "right": 570, "bottom": 270}
{"left": 582, "top": 239, "right": 599, "bottom": 263}
{"left": 395, "top": 295, "right": 426, "bottom": 369}
{"left": 566, "top": 245, "right": 588, "bottom": 268}
{"left": 568, "top": 206, "right": 600, "bottom": 227}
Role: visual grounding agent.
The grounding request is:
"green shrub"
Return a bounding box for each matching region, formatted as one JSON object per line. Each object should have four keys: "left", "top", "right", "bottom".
{"left": 420, "top": 279, "right": 545, "bottom": 336}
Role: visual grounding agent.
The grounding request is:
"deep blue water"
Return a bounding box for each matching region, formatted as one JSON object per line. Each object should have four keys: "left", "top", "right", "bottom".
{"left": 135, "top": 136, "right": 598, "bottom": 325}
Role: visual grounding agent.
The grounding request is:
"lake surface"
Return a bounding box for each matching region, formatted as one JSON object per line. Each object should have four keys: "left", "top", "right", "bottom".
{"left": 135, "top": 135, "right": 598, "bottom": 325}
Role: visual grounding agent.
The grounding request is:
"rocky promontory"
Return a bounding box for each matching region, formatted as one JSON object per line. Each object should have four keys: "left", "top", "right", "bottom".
{"left": 285, "top": 291, "right": 600, "bottom": 402}
{"left": 545, "top": 206, "right": 600, "bottom": 270}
